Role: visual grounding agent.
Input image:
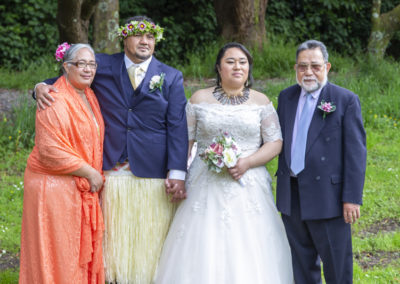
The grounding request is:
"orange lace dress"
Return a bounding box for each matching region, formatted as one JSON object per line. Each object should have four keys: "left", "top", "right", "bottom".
{"left": 19, "top": 76, "right": 105, "bottom": 284}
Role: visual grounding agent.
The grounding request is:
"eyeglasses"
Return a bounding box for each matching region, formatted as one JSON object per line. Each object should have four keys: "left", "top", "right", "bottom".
{"left": 68, "top": 60, "right": 98, "bottom": 69}
{"left": 296, "top": 63, "right": 325, "bottom": 73}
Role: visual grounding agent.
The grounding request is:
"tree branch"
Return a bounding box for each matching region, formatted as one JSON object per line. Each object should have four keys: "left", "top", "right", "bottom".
{"left": 368, "top": 1, "right": 400, "bottom": 58}
{"left": 81, "top": 0, "right": 100, "bottom": 20}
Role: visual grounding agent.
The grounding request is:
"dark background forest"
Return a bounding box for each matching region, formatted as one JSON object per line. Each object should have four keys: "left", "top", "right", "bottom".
{"left": 1, "top": 0, "right": 400, "bottom": 69}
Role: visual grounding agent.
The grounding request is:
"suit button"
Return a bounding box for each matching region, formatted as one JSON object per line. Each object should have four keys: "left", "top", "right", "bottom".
{"left": 128, "top": 108, "right": 132, "bottom": 111}
{"left": 127, "top": 127, "right": 132, "bottom": 131}
{"left": 315, "top": 176, "right": 321, "bottom": 181}
{"left": 326, "top": 137, "right": 331, "bottom": 142}
{"left": 321, "top": 156, "right": 326, "bottom": 161}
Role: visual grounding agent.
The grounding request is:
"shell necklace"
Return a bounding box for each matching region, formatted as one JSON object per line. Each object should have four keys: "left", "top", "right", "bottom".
{"left": 212, "top": 86, "right": 250, "bottom": 105}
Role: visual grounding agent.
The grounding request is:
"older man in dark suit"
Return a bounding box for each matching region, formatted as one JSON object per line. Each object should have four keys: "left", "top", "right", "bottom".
{"left": 276, "top": 40, "right": 366, "bottom": 284}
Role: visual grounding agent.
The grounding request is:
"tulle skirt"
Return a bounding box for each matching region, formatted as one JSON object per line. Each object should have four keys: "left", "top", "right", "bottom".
{"left": 153, "top": 159, "right": 293, "bottom": 284}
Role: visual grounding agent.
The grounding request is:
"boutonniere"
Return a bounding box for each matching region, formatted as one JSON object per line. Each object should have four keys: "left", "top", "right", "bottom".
{"left": 318, "top": 100, "right": 336, "bottom": 119}
{"left": 149, "top": 73, "right": 165, "bottom": 93}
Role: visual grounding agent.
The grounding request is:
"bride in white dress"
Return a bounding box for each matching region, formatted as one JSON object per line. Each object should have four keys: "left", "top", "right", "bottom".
{"left": 154, "top": 43, "right": 293, "bottom": 284}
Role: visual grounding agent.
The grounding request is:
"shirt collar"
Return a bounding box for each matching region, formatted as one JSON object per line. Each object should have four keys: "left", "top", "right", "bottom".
{"left": 124, "top": 55, "right": 152, "bottom": 72}
{"left": 300, "top": 81, "right": 327, "bottom": 100}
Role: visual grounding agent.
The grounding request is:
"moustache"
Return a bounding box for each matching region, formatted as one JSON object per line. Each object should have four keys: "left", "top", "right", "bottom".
{"left": 302, "top": 76, "right": 317, "bottom": 81}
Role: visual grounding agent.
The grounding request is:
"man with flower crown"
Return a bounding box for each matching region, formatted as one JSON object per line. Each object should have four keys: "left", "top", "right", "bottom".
{"left": 276, "top": 39, "right": 366, "bottom": 284}
{"left": 35, "top": 15, "right": 188, "bottom": 284}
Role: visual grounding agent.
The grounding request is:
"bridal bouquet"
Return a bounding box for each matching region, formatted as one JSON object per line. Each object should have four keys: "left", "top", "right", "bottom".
{"left": 199, "top": 131, "right": 245, "bottom": 186}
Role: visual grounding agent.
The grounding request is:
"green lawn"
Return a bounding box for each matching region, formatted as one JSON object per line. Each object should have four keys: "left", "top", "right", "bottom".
{"left": 0, "top": 97, "right": 399, "bottom": 284}
{"left": 0, "top": 39, "right": 399, "bottom": 283}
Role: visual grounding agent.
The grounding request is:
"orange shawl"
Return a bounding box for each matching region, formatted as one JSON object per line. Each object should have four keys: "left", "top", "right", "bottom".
{"left": 27, "top": 76, "right": 105, "bottom": 283}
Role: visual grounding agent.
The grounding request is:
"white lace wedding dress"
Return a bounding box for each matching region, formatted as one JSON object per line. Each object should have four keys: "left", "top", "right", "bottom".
{"left": 153, "top": 102, "right": 294, "bottom": 284}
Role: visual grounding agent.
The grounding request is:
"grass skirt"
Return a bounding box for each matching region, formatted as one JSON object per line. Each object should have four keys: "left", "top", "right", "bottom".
{"left": 102, "top": 169, "right": 176, "bottom": 284}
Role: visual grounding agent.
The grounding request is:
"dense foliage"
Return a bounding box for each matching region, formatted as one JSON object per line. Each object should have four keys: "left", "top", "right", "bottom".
{"left": 266, "top": 0, "right": 400, "bottom": 57}
{"left": 0, "top": 0, "right": 58, "bottom": 68}
{"left": 1, "top": 0, "right": 400, "bottom": 69}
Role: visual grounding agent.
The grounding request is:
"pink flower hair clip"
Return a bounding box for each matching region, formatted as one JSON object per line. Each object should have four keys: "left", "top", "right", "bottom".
{"left": 55, "top": 42, "right": 71, "bottom": 62}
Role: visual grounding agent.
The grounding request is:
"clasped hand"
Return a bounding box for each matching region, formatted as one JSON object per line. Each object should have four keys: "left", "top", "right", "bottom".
{"left": 165, "top": 179, "right": 186, "bottom": 203}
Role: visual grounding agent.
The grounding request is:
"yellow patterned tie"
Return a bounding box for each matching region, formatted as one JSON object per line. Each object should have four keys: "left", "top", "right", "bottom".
{"left": 128, "top": 65, "right": 137, "bottom": 89}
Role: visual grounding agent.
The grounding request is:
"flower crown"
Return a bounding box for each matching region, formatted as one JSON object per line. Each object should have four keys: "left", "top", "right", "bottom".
{"left": 117, "top": 20, "right": 164, "bottom": 42}
{"left": 55, "top": 42, "right": 71, "bottom": 62}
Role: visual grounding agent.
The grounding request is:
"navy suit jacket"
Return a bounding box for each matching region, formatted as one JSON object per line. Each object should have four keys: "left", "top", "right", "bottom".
{"left": 276, "top": 82, "right": 366, "bottom": 220}
{"left": 46, "top": 53, "right": 188, "bottom": 178}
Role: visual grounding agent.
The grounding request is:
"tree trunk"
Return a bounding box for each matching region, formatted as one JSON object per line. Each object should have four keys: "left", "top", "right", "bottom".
{"left": 214, "top": 0, "right": 268, "bottom": 50}
{"left": 92, "top": 0, "right": 121, "bottom": 53}
{"left": 368, "top": 0, "right": 400, "bottom": 58}
{"left": 57, "top": 0, "right": 100, "bottom": 43}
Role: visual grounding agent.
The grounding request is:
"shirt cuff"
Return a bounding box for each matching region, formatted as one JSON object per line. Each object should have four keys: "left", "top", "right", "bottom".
{"left": 33, "top": 82, "right": 47, "bottom": 100}
{"left": 34, "top": 82, "right": 47, "bottom": 93}
{"left": 168, "top": 169, "right": 186, "bottom": 180}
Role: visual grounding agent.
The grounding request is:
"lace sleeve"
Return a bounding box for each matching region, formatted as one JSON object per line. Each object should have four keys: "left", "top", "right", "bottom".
{"left": 186, "top": 102, "right": 197, "bottom": 140}
{"left": 261, "top": 103, "right": 282, "bottom": 143}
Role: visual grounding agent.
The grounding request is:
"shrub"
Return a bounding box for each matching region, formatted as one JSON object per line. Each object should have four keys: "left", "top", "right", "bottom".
{"left": 0, "top": 0, "right": 58, "bottom": 69}
{"left": 266, "top": 0, "right": 400, "bottom": 58}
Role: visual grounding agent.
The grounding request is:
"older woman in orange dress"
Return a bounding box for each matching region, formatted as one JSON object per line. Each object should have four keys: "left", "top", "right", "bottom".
{"left": 19, "top": 43, "right": 105, "bottom": 284}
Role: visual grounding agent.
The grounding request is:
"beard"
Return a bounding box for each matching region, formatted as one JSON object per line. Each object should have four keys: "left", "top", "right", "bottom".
{"left": 135, "top": 52, "right": 151, "bottom": 61}
{"left": 296, "top": 68, "right": 328, "bottom": 92}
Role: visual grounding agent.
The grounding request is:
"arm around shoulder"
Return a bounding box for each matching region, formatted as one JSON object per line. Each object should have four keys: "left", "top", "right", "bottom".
{"left": 34, "top": 77, "right": 60, "bottom": 110}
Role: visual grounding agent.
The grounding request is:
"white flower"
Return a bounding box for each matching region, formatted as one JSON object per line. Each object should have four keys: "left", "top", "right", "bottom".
{"left": 149, "top": 73, "right": 165, "bottom": 92}
{"left": 150, "top": 75, "right": 161, "bottom": 89}
{"left": 156, "top": 33, "right": 164, "bottom": 42}
{"left": 223, "top": 148, "right": 238, "bottom": 168}
{"left": 225, "top": 136, "right": 233, "bottom": 145}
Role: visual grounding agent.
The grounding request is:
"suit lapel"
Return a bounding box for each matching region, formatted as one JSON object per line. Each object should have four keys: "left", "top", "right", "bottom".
{"left": 132, "top": 57, "right": 161, "bottom": 105}
{"left": 305, "top": 83, "right": 330, "bottom": 154}
{"left": 112, "top": 53, "right": 132, "bottom": 105}
{"left": 284, "top": 85, "right": 301, "bottom": 168}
